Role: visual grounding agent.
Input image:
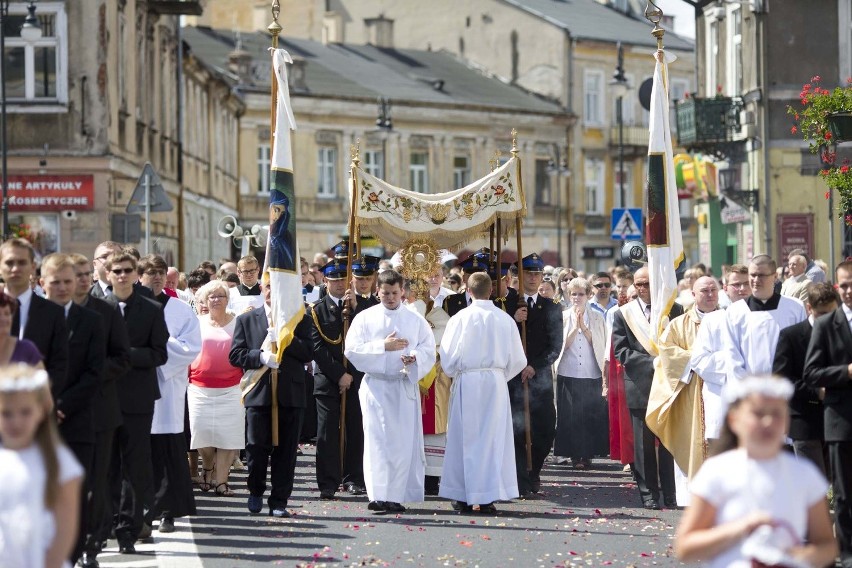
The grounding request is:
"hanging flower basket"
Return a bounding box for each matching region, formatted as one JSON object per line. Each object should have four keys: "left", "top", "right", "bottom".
{"left": 828, "top": 112, "right": 852, "bottom": 143}
{"left": 788, "top": 76, "right": 852, "bottom": 222}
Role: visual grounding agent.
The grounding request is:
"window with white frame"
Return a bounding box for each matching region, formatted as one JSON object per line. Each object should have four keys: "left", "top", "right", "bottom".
{"left": 534, "top": 159, "right": 552, "bottom": 206}
{"left": 410, "top": 152, "right": 429, "bottom": 193}
{"left": 708, "top": 19, "right": 719, "bottom": 95}
{"left": 584, "top": 158, "right": 605, "bottom": 214}
{"left": 5, "top": 2, "right": 68, "bottom": 105}
{"left": 317, "top": 146, "right": 338, "bottom": 198}
{"left": 613, "top": 162, "right": 633, "bottom": 209}
{"left": 584, "top": 70, "right": 604, "bottom": 126}
{"left": 729, "top": 6, "right": 743, "bottom": 95}
{"left": 257, "top": 144, "right": 270, "bottom": 193}
{"left": 363, "top": 149, "right": 384, "bottom": 178}
{"left": 454, "top": 156, "right": 470, "bottom": 188}
{"left": 612, "top": 73, "right": 636, "bottom": 126}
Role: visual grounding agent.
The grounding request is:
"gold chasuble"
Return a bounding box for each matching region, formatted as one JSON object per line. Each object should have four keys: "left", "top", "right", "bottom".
{"left": 646, "top": 308, "right": 706, "bottom": 479}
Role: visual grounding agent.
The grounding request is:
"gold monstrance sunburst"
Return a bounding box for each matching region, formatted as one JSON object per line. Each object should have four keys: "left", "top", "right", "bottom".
{"left": 398, "top": 236, "right": 440, "bottom": 303}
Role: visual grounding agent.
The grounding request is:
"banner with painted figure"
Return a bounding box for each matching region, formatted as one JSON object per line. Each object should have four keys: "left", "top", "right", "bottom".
{"left": 266, "top": 48, "right": 304, "bottom": 357}
{"left": 350, "top": 157, "right": 526, "bottom": 250}
{"left": 645, "top": 49, "right": 685, "bottom": 345}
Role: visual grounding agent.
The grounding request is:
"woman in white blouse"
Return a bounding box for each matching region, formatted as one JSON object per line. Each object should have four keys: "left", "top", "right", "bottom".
{"left": 553, "top": 278, "right": 608, "bottom": 469}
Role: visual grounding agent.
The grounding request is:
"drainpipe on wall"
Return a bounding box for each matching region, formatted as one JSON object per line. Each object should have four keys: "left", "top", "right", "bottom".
{"left": 758, "top": 6, "right": 772, "bottom": 257}
{"left": 176, "top": 19, "right": 186, "bottom": 271}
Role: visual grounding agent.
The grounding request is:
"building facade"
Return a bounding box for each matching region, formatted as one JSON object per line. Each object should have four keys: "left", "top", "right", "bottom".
{"left": 184, "top": 26, "right": 573, "bottom": 265}
{"left": 198, "top": 0, "right": 697, "bottom": 271}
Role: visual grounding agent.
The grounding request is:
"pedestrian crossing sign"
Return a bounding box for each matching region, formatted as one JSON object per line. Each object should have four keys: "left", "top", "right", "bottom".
{"left": 611, "top": 208, "right": 643, "bottom": 240}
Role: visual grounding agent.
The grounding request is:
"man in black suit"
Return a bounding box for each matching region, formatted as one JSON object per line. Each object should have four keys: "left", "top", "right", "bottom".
{"left": 0, "top": 238, "right": 68, "bottom": 392}
{"left": 235, "top": 255, "right": 262, "bottom": 296}
{"left": 90, "top": 240, "right": 123, "bottom": 299}
{"left": 311, "top": 258, "right": 377, "bottom": 499}
{"left": 805, "top": 260, "right": 852, "bottom": 568}
{"left": 71, "top": 253, "right": 131, "bottom": 568}
{"left": 40, "top": 253, "right": 106, "bottom": 565}
{"left": 230, "top": 276, "right": 313, "bottom": 517}
{"left": 774, "top": 282, "right": 838, "bottom": 475}
{"left": 612, "top": 266, "right": 682, "bottom": 510}
{"left": 509, "top": 252, "right": 562, "bottom": 497}
{"left": 105, "top": 251, "right": 170, "bottom": 554}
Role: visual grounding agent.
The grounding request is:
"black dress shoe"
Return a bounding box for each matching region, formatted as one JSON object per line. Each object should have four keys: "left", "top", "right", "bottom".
{"left": 530, "top": 480, "right": 541, "bottom": 494}
{"left": 368, "top": 501, "right": 387, "bottom": 511}
{"left": 451, "top": 500, "right": 472, "bottom": 512}
{"left": 478, "top": 503, "right": 497, "bottom": 514}
{"left": 138, "top": 522, "right": 152, "bottom": 541}
{"left": 663, "top": 496, "right": 679, "bottom": 509}
{"left": 384, "top": 502, "right": 406, "bottom": 513}
{"left": 158, "top": 517, "right": 175, "bottom": 533}
{"left": 77, "top": 552, "right": 100, "bottom": 568}
{"left": 117, "top": 539, "right": 136, "bottom": 555}
{"left": 642, "top": 498, "right": 662, "bottom": 510}
{"left": 319, "top": 489, "right": 336, "bottom": 500}
{"left": 344, "top": 482, "right": 366, "bottom": 496}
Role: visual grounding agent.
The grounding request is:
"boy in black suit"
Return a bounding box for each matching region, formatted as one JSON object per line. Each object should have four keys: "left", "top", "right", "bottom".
{"left": 805, "top": 260, "right": 852, "bottom": 568}
{"left": 40, "top": 253, "right": 106, "bottom": 565}
{"left": 0, "top": 237, "right": 68, "bottom": 393}
{"left": 230, "top": 275, "right": 313, "bottom": 518}
{"left": 105, "top": 252, "right": 169, "bottom": 554}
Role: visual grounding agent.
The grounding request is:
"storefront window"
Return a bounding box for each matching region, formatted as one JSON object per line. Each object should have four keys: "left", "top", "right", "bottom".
{"left": 9, "top": 214, "right": 59, "bottom": 260}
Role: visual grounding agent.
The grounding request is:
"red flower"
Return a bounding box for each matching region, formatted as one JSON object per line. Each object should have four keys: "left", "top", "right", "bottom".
{"left": 826, "top": 191, "right": 832, "bottom": 200}
{"left": 826, "top": 131, "right": 833, "bottom": 140}
{"left": 842, "top": 165, "right": 850, "bottom": 174}
{"left": 716, "top": 85, "right": 723, "bottom": 94}
{"left": 791, "top": 126, "right": 798, "bottom": 134}
{"left": 368, "top": 192, "right": 380, "bottom": 202}
{"left": 493, "top": 184, "right": 506, "bottom": 196}
{"left": 811, "top": 75, "right": 821, "bottom": 83}
{"left": 795, "top": 113, "right": 799, "bottom": 120}
{"left": 846, "top": 214, "right": 852, "bottom": 225}
{"left": 820, "top": 169, "right": 829, "bottom": 177}
{"left": 847, "top": 77, "right": 852, "bottom": 84}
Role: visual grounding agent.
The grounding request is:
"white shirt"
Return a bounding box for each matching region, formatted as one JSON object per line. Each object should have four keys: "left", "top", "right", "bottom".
{"left": 96, "top": 279, "right": 110, "bottom": 295}
{"left": 523, "top": 293, "right": 539, "bottom": 308}
{"left": 14, "top": 287, "right": 33, "bottom": 339}
{"left": 843, "top": 303, "right": 852, "bottom": 334}
{"left": 557, "top": 311, "right": 600, "bottom": 379}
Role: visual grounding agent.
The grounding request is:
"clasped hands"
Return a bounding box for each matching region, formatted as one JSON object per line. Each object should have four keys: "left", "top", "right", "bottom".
{"left": 385, "top": 331, "right": 416, "bottom": 366}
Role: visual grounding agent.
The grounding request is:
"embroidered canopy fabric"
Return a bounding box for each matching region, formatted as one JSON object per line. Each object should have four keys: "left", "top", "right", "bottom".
{"left": 350, "top": 157, "right": 527, "bottom": 251}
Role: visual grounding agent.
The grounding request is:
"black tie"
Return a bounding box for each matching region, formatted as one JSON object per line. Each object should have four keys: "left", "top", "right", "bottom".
{"left": 527, "top": 296, "right": 534, "bottom": 310}
{"left": 11, "top": 299, "right": 20, "bottom": 336}
{"left": 338, "top": 299, "right": 344, "bottom": 310}
{"left": 645, "top": 304, "right": 651, "bottom": 322}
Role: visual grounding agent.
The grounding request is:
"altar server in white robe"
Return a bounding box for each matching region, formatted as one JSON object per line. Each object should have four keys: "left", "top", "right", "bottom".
{"left": 438, "top": 273, "right": 526, "bottom": 513}
{"left": 345, "top": 269, "right": 436, "bottom": 514}
{"left": 722, "top": 255, "right": 805, "bottom": 382}
{"left": 686, "top": 264, "right": 752, "bottom": 440}
{"left": 140, "top": 254, "right": 202, "bottom": 532}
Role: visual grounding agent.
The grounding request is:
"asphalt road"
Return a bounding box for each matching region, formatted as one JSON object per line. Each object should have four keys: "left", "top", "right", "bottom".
{"left": 97, "top": 446, "right": 685, "bottom": 568}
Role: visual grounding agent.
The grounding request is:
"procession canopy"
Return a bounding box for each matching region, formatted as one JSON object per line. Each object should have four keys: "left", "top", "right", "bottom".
{"left": 349, "top": 156, "right": 527, "bottom": 252}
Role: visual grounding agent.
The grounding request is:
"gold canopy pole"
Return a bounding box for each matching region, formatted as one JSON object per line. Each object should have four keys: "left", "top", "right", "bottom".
{"left": 511, "top": 130, "right": 532, "bottom": 472}
{"left": 268, "top": 0, "right": 282, "bottom": 447}
{"left": 340, "top": 141, "right": 360, "bottom": 472}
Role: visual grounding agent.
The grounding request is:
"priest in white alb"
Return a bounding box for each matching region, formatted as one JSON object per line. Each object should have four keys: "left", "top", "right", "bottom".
{"left": 345, "top": 269, "right": 436, "bottom": 514}
{"left": 438, "top": 272, "right": 527, "bottom": 514}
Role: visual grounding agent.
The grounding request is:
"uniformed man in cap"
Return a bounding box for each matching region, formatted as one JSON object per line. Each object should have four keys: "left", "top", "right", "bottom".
{"left": 316, "top": 241, "right": 350, "bottom": 301}
{"left": 489, "top": 261, "right": 519, "bottom": 314}
{"left": 350, "top": 254, "right": 381, "bottom": 312}
{"left": 509, "top": 252, "right": 562, "bottom": 497}
{"left": 442, "top": 249, "right": 492, "bottom": 317}
{"left": 310, "top": 258, "right": 375, "bottom": 499}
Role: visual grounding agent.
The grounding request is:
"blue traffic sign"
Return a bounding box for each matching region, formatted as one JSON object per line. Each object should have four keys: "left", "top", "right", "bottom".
{"left": 611, "top": 208, "right": 643, "bottom": 240}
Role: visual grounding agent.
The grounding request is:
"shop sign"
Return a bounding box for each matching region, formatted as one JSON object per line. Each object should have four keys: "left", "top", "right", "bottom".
{"left": 776, "top": 213, "right": 813, "bottom": 262}
{"left": 582, "top": 246, "right": 615, "bottom": 260}
{"left": 5, "top": 175, "right": 94, "bottom": 211}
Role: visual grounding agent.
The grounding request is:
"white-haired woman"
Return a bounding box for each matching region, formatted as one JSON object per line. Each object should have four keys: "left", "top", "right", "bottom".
{"left": 553, "top": 277, "right": 608, "bottom": 469}
{"left": 187, "top": 280, "right": 244, "bottom": 496}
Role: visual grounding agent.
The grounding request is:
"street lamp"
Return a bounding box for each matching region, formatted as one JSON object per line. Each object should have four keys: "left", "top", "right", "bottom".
{"left": 376, "top": 97, "right": 392, "bottom": 178}
{"left": 610, "top": 42, "right": 629, "bottom": 210}
{"left": 1, "top": 0, "right": 42, "bottom": 240}
{"left": 546, "top": 149, "right": 570, "bottom": 265}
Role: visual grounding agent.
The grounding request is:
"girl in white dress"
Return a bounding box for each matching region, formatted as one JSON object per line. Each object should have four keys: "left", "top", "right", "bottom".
{"left": 0, "top": 364, "right": 83, "bottom": 568}
{"left": 675, "top": 375, "right": 837, "bottom": 567}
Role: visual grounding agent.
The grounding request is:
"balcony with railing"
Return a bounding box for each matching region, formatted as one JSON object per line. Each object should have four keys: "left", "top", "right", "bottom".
{"left": 675, "top": 96, "right": 744, "bottom": 158}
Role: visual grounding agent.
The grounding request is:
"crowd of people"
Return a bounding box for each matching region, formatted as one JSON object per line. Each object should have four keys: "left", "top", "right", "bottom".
{"left": 0, "top": 235, "right": 850, "bottom": 567}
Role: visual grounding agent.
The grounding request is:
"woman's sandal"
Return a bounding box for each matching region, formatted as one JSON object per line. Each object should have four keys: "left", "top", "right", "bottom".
{"left": 196, "top": 467, "right": 213, "bottom": 492}
{"left": 215, "top": 482, "right": 235, "bottom": 497}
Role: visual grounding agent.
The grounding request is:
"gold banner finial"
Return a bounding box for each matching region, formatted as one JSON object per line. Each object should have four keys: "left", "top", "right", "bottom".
{"left": 489, "top": 150, "right": 502, "bottom": 172}
{"left": 350, "top": 139, "right": 361, "bottom": 167}
{"left": 511, "top": 128, "right": 518, "bottom": 157}
{"left": 269, "top": 0, "right": 282, "bottom": 36}
{"left": 644, "top": 1, "right": 665, "bottom": 51}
